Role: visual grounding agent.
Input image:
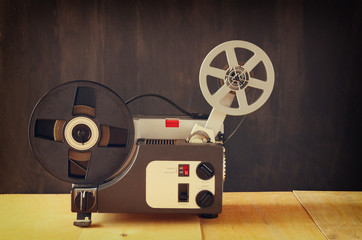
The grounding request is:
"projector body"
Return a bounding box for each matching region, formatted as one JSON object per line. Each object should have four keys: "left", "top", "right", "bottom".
{"left": 70, "top": 117, "right": 225, "bottom": 226}
{"left": 29, "top": 40, "right": 275, "bottom": 227}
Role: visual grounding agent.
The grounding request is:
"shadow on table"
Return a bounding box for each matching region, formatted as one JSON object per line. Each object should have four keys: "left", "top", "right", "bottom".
{"left": 86, "top": 212, "right": 200, "bottom": 228}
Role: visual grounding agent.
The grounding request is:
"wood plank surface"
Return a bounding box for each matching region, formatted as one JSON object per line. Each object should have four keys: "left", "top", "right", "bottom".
{"left": 78, "top": 213, "right": 201, "bottom": 240}
{"left": 0, "top": 194, "right": 82, "bottom": 240}
{"left": 3, "top": 192, "right": 359, "bottom": 240}
{"left": 294, "top": 191, "right": 362, "bottom": 240}
{"left": 200, "top": 192, "right": 326, "bottom": 240}
{"left": 0, "top": 194, "right": 201, "bottom": 240}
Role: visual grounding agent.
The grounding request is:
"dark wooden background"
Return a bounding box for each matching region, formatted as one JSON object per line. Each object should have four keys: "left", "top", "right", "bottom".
{"left": 0, "top": 0, "right": 361, "bottom": 193}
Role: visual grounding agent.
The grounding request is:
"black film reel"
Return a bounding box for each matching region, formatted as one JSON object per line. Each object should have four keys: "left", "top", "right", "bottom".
{"left": 29, "top": 80, "right": 135, "bottom": 184}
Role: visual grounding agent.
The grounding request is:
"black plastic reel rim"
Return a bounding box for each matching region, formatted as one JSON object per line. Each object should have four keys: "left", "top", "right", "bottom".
{"left": 28, "top": 80, "right": 135, "bottom": 185}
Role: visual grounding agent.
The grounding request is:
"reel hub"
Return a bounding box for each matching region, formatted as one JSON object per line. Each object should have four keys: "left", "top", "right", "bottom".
{"left": 64, "top": 117, "right": 99, "bottom": 151}
{"left": 225, "top": 66, "right": 249, "bottom": 91}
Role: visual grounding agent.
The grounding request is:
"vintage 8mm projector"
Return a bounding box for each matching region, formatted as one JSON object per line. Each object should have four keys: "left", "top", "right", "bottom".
{"left": 29, "top": 41, "right": 274, "bottom": 227}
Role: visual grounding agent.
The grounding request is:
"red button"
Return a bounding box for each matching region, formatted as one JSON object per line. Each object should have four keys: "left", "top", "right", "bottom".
{"left": 165, "top": 119, "right": 179, "bottom": 128}
{"left": 184, "top": 165, "right": 189, "bottom": 176}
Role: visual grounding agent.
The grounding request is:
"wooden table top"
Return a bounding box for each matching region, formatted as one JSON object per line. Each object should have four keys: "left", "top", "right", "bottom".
{"left": 0, "top": 192, "right": 360, "bottom": 240}
{"left": 294, "top": 191, "right": 362, "bottom": 240}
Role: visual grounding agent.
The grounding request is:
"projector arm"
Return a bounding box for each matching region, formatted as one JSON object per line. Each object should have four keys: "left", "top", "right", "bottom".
{"left": 190, "top": 92, "right": 234, "bottom": 143}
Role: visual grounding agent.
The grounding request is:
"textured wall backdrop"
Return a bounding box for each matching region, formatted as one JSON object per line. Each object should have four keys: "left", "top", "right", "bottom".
{"left": 0, "top": 0, "right": 361, "bottom": 193}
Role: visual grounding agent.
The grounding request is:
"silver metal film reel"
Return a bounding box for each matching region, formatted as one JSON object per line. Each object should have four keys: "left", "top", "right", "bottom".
{"left": 199, "top": 40, "right": 275, "bottom": 116}
{"left": 29, "top": 81, "right": 135, "bottom": 184}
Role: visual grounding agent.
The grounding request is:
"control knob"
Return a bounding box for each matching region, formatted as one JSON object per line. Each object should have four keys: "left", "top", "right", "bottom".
{"left": 74, "top": 191, "right": 95, "bottom": 212}
{"left": 196, "top": 162, "right": 215, "bottom": 180}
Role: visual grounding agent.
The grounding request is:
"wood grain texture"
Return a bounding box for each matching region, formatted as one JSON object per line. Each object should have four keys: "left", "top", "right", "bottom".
{"left": 200, "top": 192, "right": 326, "bottom": 240}
{"left": 78, "top": 213, "right": 201, "bottom": 240}
{"left": 0, "top": 194, "right": 82, "bottom": 240}
{"left": 294, "top": 191, "right": 362, "bottom": 240}
{"left": 1, "top": 192, "right": 359, "bottom": 239}
{"left": 0, "top": 0, "right": 361, "bottom": 193}
{"left": 0, "top": 194, "right": 201, "bottom": 240}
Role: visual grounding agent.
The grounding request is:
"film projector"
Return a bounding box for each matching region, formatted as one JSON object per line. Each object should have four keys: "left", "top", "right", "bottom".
{"left": 29, "top": 40, "right": 274, "bottom": 227}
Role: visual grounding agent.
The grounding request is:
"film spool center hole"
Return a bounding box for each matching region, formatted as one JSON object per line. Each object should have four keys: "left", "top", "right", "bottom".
{"left": 225, "top": 66, "right": 249, "bottom": 91}
{"left": 72, "top": 124, "right": 92, "bottom": 144}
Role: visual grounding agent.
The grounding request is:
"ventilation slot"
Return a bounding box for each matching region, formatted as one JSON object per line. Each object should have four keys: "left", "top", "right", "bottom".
{"left": 145, "top": 139, "right": 175, "bottom": 145}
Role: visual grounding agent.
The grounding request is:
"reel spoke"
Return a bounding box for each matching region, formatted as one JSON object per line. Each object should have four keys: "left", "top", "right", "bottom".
{"left": 248, "top": 77, "right": 269, "bottom": 90}
{"left": 207, "top": 66, "right": 227, "bottom": 79}
{"left": 236, "top": 89, "right": 248, "bottom": 109}
{"left": 242, "top": 53, "right": 262, "bottom": 72}
{"left": 225, "top": 46, "right": 239, "bottom": 68}
{"left": 32, "top": 138, "right": 70, "bottom": 178}
{"left": 213, "top": 84, "right": 231, "bottom": 103}
{"left": 87, "top": 146, "right": 132, "bottom": 181}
